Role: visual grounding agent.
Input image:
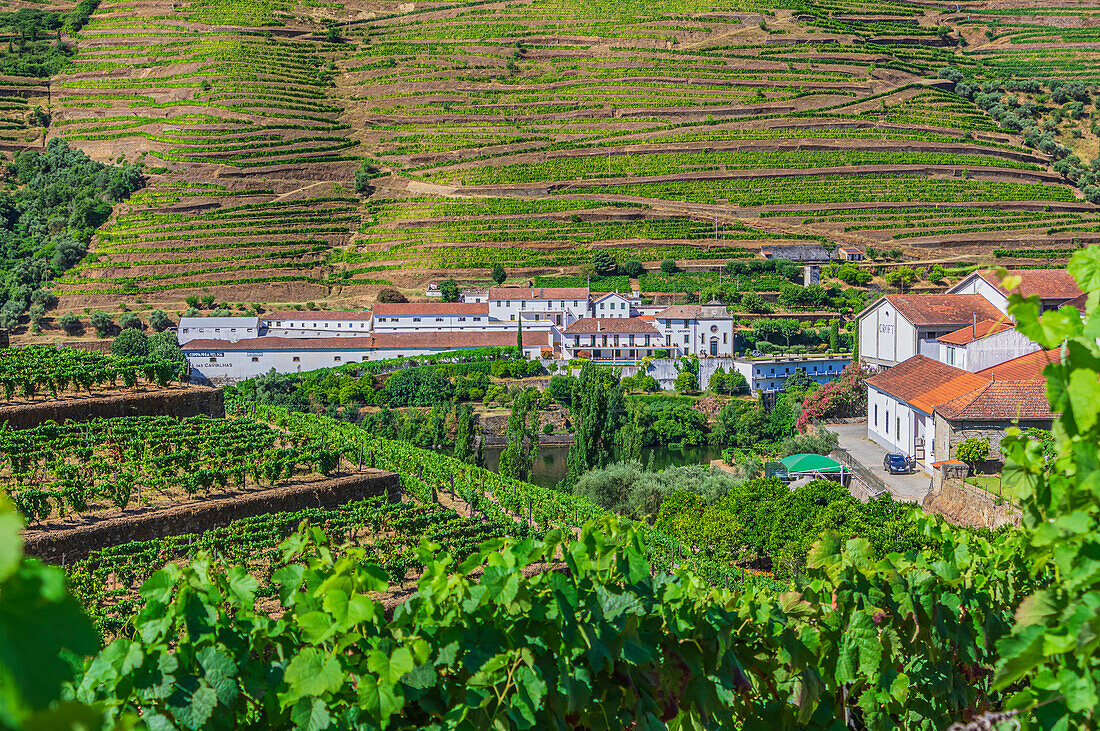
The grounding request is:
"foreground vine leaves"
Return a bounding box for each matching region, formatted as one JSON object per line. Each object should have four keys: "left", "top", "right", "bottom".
{"left": 994, "top": 247, "right": 1100, "bottom": 729}
{"left": 0, "top": 495, "right": 103, "bottom": 730}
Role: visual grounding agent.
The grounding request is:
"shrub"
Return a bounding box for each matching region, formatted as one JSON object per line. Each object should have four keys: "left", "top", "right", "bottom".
{"left": 89, "top": 310, "right": 113, "bottom": 337}
{"left": 542, "top": 422, "right": 554, "bottom": 434}
{"left": 148, "top": 309, "right": 171, "bottom": 332}
{"left": 58, "top": 312, "right": 81, "bottom": 334}
{"left": 491, "top": 263, "right": 506, "bottom": 285}
{"left": 660, "top": 258, "right": 677, "bottom": 274}
{"left": 622, "top": 259, "right": 644, "bottom": 277}
{"left": 674, "top": 370, "right": 697, "bottom": 393}
{"left": 377, "top": 288, "right": 408, "bottom": 304}
{"left": 118, "top": 312, "right": 143, "bottom": 330}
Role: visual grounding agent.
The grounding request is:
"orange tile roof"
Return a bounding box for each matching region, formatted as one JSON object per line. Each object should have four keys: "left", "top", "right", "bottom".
{"left": 935, "top": 380, "right": 1054, "bottom": 421}
{"left": 937, "top": 319, "right": 1014, "bottom": 345}
{"left": 866, "top": 355, "right": 971, "bottom": 404}
{"left": 975, "top": 348, "right": 1061, "bottom": 381}
{"left": 979, "top": 269, "right": 1082, "bottom": 301}
{"left": 910, "top": 372, "right": 989, "bottom": 415}
{"left": 882, "top": 294, "right": 1003, "bottom": 327}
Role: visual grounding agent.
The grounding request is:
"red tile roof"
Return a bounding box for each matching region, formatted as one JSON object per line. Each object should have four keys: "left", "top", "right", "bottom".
{"left": 264, "top": 310, "right": 373, "bottom": 321}
{"left": 654, "top": 304, "right": 701, "bottom": 319}
{"left": 975, "top": 348, "right": 1061, "bottom": 381}
{"left": 488, "top": 287, "right": 589, "bottom": 300}
{"left": 882, "top": 294, "right": 1003, "bottom": 327}
{"left": 979, "top": 269, "right": 1082, "bottom": 301}
{"left": 563, "top": 317, "right": 659, "bottom": 335}
{"left": 935, "top": 380, "right": 1054, "bottom": 421}
{"left": 1062, "top": 292, "right": 1089, "bottom": 314}
{"left": 937, "top": 319, "right": 1014, "bottom": 345}
{"left": 372, "top": 302, "right": 488, "bottom": 316}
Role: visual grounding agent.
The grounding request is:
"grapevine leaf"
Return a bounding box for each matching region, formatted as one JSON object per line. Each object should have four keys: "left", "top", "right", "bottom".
{"left": 224, "top": 565, "right": 258, "bottom": 607}
{"left": 284, "top": 648, "right": 344, "bottom": 699}
{"left": 993, "top": 625, "right": 1046, "bottom": 689}
{"left": 1014, "top": 591, "right": 1058, "bottom": 627}
{"left": 197, "top": 647, "right": 238, "bottom": 708}
{"left": 0, "top": 497, "right": 22, "bottom": 582}
{"left": 1068, "top": 246, "right": 1100, "bottom": 292}
{"left": 138, "top": 569, "right": 177, "bottom": 605}
{"left": 367, "top": 647, "right": 414, "bottom": 685}
{"left": 834, "top": 611, "right": 881, "bottom": 685}
{"left": 1066, "top": 366, "right": 1100, "bottom": 432}
{"left": 290, "top": 697, "right": 331, "bottom": 731}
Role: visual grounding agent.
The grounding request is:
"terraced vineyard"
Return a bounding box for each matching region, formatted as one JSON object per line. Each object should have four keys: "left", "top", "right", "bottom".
{"left": 4, "top": 0, "right": 1096, "bottom": 318}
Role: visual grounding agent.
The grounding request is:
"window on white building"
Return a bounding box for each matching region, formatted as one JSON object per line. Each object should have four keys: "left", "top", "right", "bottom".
{"left": 874, "top": 404, "right": 878, "bottom": 426}
{"left": 208, "top": 357, "right": 217, "bottom": 363}
{"left": 292, "top": 357, "right": 300, "bottom": 362}
{"left": 334, "top": 356, "right": 342, "bottom": 362}
{"left": 251, "top": 357, "right": 259, "bottom": 363}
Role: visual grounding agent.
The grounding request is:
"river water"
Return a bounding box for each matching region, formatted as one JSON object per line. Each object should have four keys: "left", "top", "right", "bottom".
{"left": 480, "top": 443, "right": 723, "bottom": 489}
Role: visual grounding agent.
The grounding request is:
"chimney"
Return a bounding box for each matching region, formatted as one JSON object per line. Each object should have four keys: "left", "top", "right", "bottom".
{"left": 597, "top": 321, "right": 601, "bottom": 332}
{"left": 972, "top": 312, "right": 977, "bottom": 339}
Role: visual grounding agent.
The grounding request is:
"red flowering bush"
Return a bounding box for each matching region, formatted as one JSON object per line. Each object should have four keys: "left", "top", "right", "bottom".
{"left": 796, "top": 361, "right": 877, "bottom": 433}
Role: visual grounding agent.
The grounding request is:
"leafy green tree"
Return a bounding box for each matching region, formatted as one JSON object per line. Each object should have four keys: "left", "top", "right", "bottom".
{"left": 376, "top": 288, "right": 407, "bottom": 304}
{"left": 354, "top": 160, "right": 378, "bottom": 195}
{"left": 660, "top": 258, "right": 677, "bottom": 274}
{"left": 451, "top": 405, "right": 476, "bottom": 464}
{"left": 149, "top": 331, "right": 186, "bottom": 374}
{"left": 111, "top": 328, "right": 148, "bottom": 358}
{"left": 491, "top": 263, "right": 506, "bottom": 285}
{"left": 117, "top": 311, "right": 142, "bottom": 330}
{"left": 497, "top": 390, "right": 539, "bottom": 481}
{"left": 884, "top": 266, "right": 916, "bottom": 293}
{"left": 928, "top": 263, "right": 946, "bottom": 283}
{"left": 563, "top": 362, "right": 625, "bottom": 488}
{"left": 955, "top": 437, "right": 990, "bottom": 473}
{"left": 57, "top": 312, "right": 80, "bottom": 334}
{"left": 622, "top": 259, "right": 644, "bottom": 277}
{"left": 739, "top": 291, "right": 770, "bottom": 313}
{"left": 674, "top": 369, "right": 697, "bottom": 393}
{"left": 147, "top": 309, "right": 170, "bottom": 332}
{"left": 439, "top": 278, "right": 460, "bottom": 302}
{"left": 546, "top": 374, "right": 574, "bottom": 406}
{"left": 89, "top": 309, "right": 112, "bottom": 337}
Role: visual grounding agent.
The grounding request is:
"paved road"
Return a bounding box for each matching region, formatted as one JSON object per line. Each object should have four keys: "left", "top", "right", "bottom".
{"left": 826, "top": 423, "right": 933, "bottom": 503}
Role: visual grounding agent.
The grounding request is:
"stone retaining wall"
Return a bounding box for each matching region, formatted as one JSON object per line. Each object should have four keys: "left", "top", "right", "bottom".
{"left": 23, "top": 469, "right": 399, "bottom": 564}
{"left": 0, "top": 385, "right": 224, "bottom": 430}
{"left": 922, "top": 477, "right": 1020, "bottom": 529}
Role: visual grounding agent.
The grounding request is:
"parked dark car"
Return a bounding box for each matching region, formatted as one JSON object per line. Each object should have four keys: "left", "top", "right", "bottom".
{"left": 883, "top": 453, "right": 913, "bottom": 474}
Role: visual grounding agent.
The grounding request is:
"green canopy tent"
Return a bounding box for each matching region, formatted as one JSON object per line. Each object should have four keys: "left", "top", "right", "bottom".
{"left": 779, "top": 453, "right": 845, "bottom": 476}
